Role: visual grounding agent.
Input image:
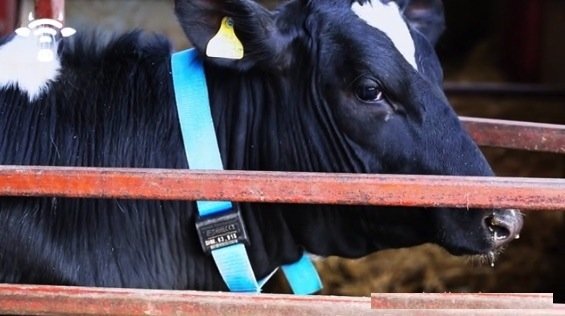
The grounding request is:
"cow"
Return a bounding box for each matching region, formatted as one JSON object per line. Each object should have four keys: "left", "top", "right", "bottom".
{"left": 0, "top": 0, "right": 522, "bottom": 291}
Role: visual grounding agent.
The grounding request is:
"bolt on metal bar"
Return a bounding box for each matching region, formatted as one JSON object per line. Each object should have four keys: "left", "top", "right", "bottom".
{"left": 0, "top": 166, "right": 563, "bottom": 210}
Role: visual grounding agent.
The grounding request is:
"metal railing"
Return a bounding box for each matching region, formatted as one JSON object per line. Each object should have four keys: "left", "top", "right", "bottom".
{"left": 0, "top": 166, "right": 564, "bottom": 210}
{"left": 0, "top": 285, "right": 560, "bottom": 315}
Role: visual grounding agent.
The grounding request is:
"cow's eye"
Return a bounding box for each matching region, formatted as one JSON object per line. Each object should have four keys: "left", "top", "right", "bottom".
{"left": 354, "top": 79, "right": 384, "bottom": 103}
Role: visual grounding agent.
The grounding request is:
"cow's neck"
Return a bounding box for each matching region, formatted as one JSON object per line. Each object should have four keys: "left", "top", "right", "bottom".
{"left": 203, "top": 64, "right": 376, "bottom": 279}
{"left": 205, "top": 63, "right": 369, "bottom": 173}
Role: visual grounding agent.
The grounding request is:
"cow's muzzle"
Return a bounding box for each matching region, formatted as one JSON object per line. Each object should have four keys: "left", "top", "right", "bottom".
{"left": 483, "top": 209, "right": 523, "bottom": 248}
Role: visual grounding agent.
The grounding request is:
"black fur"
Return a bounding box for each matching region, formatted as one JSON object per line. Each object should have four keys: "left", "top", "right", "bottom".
{"left": 0, "top": 0, "right": 518, "bottom": 290}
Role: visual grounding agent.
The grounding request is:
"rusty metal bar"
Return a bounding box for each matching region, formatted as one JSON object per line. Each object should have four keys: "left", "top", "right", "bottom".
{"left": 0, "top": 284, "right": 370, "bottom": 316}
{"left": 0, "top": 166, "right": 563, "bottom": 210}
{"left": 0, "top": 0, "right": 18, "bottom": 36}
{"left": 370, "top": 293, "right": 553, "bottom": 309}
{"left": 0, "top": 284, "right": 561, "bottom": 316}
{"left": 34, "top": 0, "right": 65, "bottom": 21}
{"left": 460, "top": 117, "right": 565, "bottom": 153}
{"left": 445, "top": 82, "right": 565, "bottom": 98}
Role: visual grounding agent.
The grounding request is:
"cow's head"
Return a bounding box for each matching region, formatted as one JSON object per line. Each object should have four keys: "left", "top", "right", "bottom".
{"left": 175, "top": 0, "right": 522, "bottom": 260}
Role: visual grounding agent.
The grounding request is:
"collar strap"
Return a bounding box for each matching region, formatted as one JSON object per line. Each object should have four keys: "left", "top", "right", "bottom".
{"left": 171, "top": 49, "right": 322, "bottom": 294}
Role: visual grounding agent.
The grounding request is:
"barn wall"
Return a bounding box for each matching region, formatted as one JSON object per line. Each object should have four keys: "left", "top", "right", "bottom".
{"left": 541, "top": 0, "right": 565, "bottom": 83}
{"left": 19, "top": 0, "right": 188, "bottom": 49}
{"left": 18, "top": 0, "right": 280, "bottom": 49}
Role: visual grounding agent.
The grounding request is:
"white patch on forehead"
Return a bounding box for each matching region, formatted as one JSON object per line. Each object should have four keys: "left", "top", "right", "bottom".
{"left": 352, "top": 0, "right": 418, "bottom": 70}
{"left": 0, "top": 35, "right": 60, "bottom": 101}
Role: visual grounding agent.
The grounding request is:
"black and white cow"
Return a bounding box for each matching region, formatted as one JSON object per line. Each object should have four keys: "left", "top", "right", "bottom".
{"left": 0, "top": 0, "right": 522, "bottom": 290}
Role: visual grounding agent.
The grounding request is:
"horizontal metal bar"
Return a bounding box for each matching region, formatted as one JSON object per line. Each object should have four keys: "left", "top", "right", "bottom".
{"left": 0, "top": 284, "right": 370, "bottom": 316}
{"left": 445, "top": 82, "right": 565, "bottom": 97}
{"left": 0, "top": 284, "right": 560, "bottom": 316}
{"left": 461, "top": 117, "right": 565, "bottom": 154}
{"left": 370, "top": 293, "right": 553, "bottom": 309}
{"left": 0, "top": 166, "right": 563, "bottom": 210}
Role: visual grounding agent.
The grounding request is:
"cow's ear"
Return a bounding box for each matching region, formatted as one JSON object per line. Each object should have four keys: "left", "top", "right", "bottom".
{"left": 175, "top": 0, "right": 297, "bottom": 71}
{"left": 400, "top": 0, "right": 445, "bottom": 45}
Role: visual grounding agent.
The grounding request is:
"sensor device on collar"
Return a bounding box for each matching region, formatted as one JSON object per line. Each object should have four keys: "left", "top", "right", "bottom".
{"left": 195, "top": 205, "right": 249, "bottom": 252}
{"left": 171, "top": 48, "right": 322, "bottom": 294}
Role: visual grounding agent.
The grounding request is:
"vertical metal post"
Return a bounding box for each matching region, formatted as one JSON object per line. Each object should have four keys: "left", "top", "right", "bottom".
{"left": 0, "top": 0, "right": 18, "bottom": 36}
{"left": 34, "top": 0, "right": 65, "bottom": 22}
{"left": 501, "top": 0, "right": 544, "bottom": 81}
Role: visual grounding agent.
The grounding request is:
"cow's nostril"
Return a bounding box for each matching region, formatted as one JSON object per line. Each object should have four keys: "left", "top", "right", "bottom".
{"left": 485, "top": 216, "right": 511, "bottom": 241}
{"left": 483, "top": 210, "right": 523, "bottom": 248}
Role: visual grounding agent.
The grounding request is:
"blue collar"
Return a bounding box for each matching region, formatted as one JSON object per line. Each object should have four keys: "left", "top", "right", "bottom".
{"left": 170, "top": 48, "right": 322, "bottom": 294}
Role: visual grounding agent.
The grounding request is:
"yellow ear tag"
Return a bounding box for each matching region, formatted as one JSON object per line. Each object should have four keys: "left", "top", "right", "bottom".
{"left": 206, "top": 17, "right": 244, "bottom": 60}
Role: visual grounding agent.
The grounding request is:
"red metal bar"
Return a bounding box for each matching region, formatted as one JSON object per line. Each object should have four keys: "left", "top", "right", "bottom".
{"left": 0, "top": 0, "right": 18, "bottom": 36}
{"left": 0, "top": 166, "right": 563, "bottom": 210}
{"left": 461, "top": 117, "right": 565, "bottom": 154}
{"left": 0, "top": 285, "right": 372, "bottom": 316}
{"left": 370, "top": 293, "right": 552, "bottom": 309}
{"left": 34, "top": 0, "right": 64, "bottom": 21}
{"left": 0, "top": 284, "right": 561, "bottom": 316}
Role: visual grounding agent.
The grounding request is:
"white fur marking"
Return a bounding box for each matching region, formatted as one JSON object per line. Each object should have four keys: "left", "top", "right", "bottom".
{"left": 0, "top": 35, "right": 61, "bottom": 101}
{"left": 352, "top": 0, "right": 418, "bottom": 70}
